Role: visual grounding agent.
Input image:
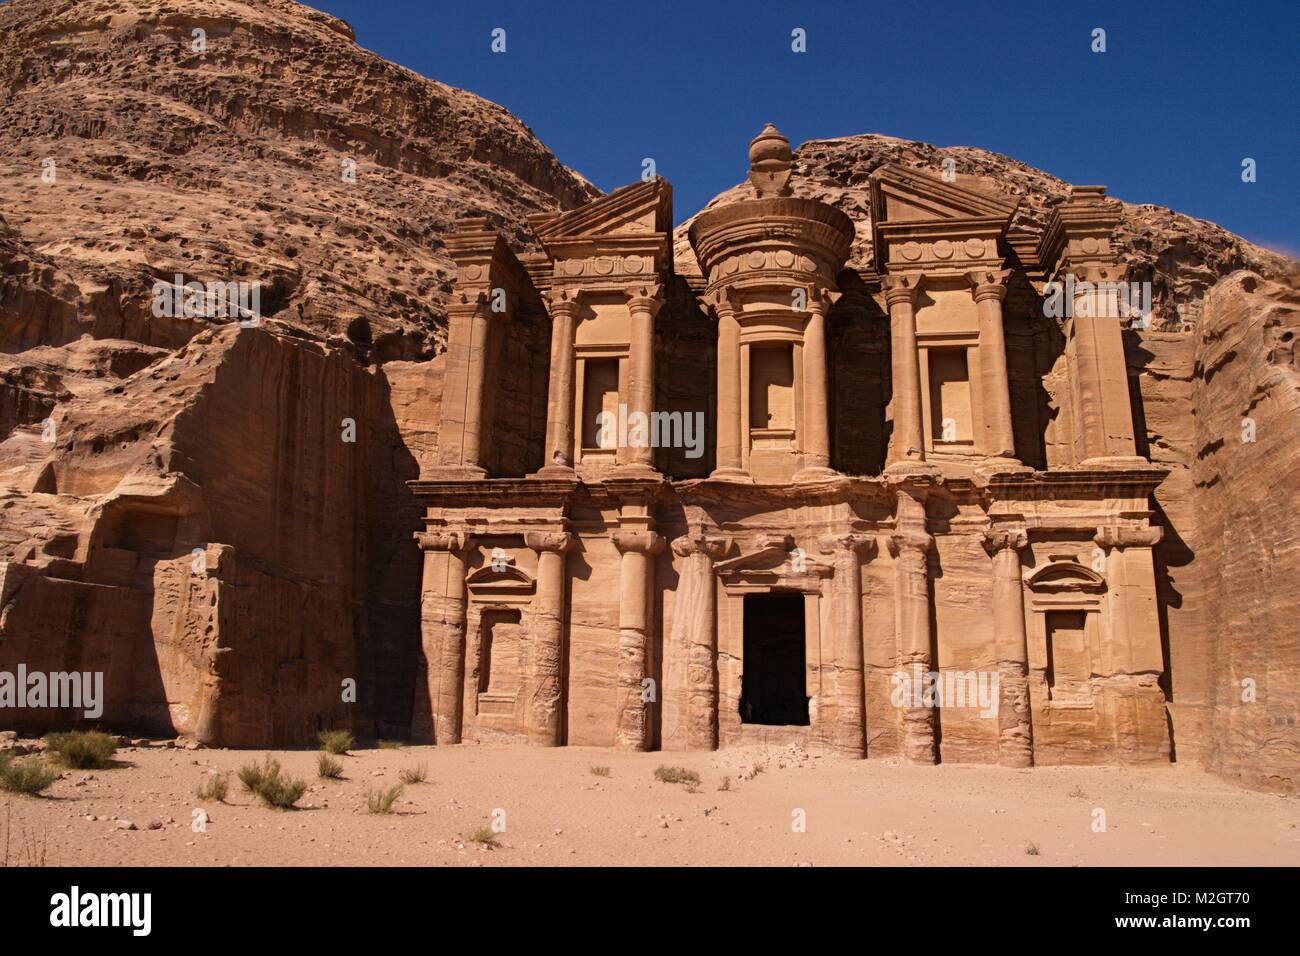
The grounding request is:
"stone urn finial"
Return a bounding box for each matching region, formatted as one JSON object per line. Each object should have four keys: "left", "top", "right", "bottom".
{"left": 748, "top": 123, "right": 793, "bottom": 198}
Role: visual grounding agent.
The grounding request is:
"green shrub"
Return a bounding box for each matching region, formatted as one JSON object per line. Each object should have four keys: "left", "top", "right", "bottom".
{"left": 317, "top": 730, "right": 354, "bottom": 755}
{"left": 0, "top": 756, "right": 60, "bottom": 796}
{"left": 654, "top": 765, "right": 700, "bottom": 786}
{"left": 398, "top": 764, "right": 426, "bottom": 785}
{"left": 466, "top": 825, "right": 499, "bottom": 849}
{"left": 195, "top": 771, "right": 229, "bottom": 802}
{"left": 365, "top": 783, "right": 403, "bottom": 814}
{"left": 317, "top": 754, "right": 343, "bottom": 780}
{"left": 43, "top": 730, "right": 117, "bottom": 769}
{"left": 238, "top": 756, "right": 306, "bottom": 809}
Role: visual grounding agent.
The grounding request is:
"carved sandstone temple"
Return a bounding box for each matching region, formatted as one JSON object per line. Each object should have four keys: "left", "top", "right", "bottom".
{"left": 409, "top": 126, "right": 1170, "bottom": 765}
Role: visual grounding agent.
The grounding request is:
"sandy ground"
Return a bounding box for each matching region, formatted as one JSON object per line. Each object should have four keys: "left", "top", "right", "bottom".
{"left": 3, "top": 741, "right": 1298, "bottom": 867}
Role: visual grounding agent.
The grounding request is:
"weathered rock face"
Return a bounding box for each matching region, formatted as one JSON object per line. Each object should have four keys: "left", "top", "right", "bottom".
{"left": 0, "top": 0, "right": 596, "bottom": 358}
{"left": 1, "top": 0, "right": 1295, "bottom": 788}
{"left": 0, "top": 0, "right": 589, "bottom": 745}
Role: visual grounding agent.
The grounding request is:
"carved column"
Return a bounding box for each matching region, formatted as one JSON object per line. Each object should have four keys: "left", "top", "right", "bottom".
{"left": 1069, "top": 265, "right": 1140, "bottom": 464}
{"left": 524, "top": 531, "right": 575, "bottom": 746}
{"left": 983, "top": 527, "right": 1033, "bottom": 767}
{"left": 797, "top": 287, "right": 838, "bottom": 480}
{"left": 413, "top": 530, "right": 474, "bottom": 744}
{"left": 624, "top": 286, "right": 663, "bottom": 474}
{"left": 883, "top": 275, "right": 926, "bottom": 467}
{"left": 611, "top": 530, "right": 664, "bottom": 750}
{"left": 888, "top": 492, "right": 934, "bottom": 763}
{"left": 819, "top": 533, "right": 872, "bottom": 757}
{"left": 710, "top": 292, "right": 748, "bottom": 480}
{"left": 968, "top": 269, "right": 1018, "bottom": 460}
{"left": 437, "top": 295, "right": 491, "bottom": 475}
{"left": 669, "top": 530, "right": 726, "bottom": 750}
{"left": 539, "top": 291, "right": 579, "bottom": 474}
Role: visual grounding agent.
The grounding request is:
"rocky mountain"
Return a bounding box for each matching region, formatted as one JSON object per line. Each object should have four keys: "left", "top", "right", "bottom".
{"left": 676, "top": 133, "right": 1291, "bottom": 330}
{"left": 0, "top": 0, "right": 1295, "bottom": 787}
{"left": 0, "top": 0, "right": 597, "bottom": 359}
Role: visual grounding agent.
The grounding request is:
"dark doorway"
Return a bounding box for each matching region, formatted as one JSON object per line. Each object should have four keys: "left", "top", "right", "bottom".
{"left": 740, "top": 592, "right": 809, "bottom": 725}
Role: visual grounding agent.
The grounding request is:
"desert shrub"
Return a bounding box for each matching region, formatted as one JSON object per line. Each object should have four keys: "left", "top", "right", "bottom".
{"left": 398, "top": 764, "right": 426, "bottom": 785}
{"left": 195, "top": 771, "right": 229, "bottom": 802}
{"left": 466, "top": 825, "right": 499, "bottom": 849}
{"left": 317, "top": 730, "right": 354, "bottom": 755}
{"left": 377, "top": 739, "right": 404, "bottom": 750}
{"left": 317, "top": 754, "right": 343, "bottom": 780}
{"left": 589, "top": 765, "right": 610, "bottom": 777}
{"left": 238, "top": 756, "right": 306, "bottom": 809}
{"left": 0, "top": 757, "right": 60, "bottom": 796}
{"left": 654, "top": 765, "right": 700, "bottom": 786}
{"left": 365, "top": 783, "right": 403, "bottom": 814}
{"left": 43, "top": 730, "right": 117, "bottom": 769}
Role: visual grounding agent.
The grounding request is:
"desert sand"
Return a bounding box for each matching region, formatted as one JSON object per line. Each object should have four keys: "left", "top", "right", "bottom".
{"left": 4, "top": 741, "right": 1297, "bottom": 867}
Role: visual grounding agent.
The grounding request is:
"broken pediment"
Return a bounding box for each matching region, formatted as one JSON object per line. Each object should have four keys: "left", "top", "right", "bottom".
{"left": 870, "top": 164, "right": 1019, "bottom": 226}
{"left": 869, "top": 165, "right": 1019, "bottom": 274}
{"left": 528, "top": 179, "right": 674, "bottom": 274}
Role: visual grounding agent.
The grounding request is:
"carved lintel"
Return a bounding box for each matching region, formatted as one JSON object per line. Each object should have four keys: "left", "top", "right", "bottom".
{"left": 1094, "top": 526, "right": 1164, "bottom": 551}
{"left": 524, "top": 531, "right": 575, "bottom": 555}
{"left": 610, "top": 530, "right": 665, "bottom": 556}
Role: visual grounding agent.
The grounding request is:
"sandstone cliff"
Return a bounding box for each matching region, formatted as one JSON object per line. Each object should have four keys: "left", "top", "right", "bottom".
{"left": 0, "top": 0, "right": 596, "bottom": 358}
{"left": 1, "top": 0, "right": 1296, "bottom": 786}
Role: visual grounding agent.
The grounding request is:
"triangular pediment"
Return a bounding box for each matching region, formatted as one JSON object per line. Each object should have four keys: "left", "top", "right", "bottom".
{"left": 530, "top": 179, "right": 672, "bottom": 245}
{"left": 870, "top": 164, "right": 1018, "bottom": 226}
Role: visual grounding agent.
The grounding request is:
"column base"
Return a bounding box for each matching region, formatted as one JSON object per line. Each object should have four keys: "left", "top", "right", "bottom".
{"left": 707, "top": 466, "right": 753, "bottom": 483}
{"left": 1080, "top": 455, "right": 1152, "bottom": 470}
{"left": 532, "top": 464, "right": 576, "bottom": 479}
{"left": 426, "top": 464, "right": 487, "bottom": 480}
{"left": 612, "top": 462, "right": 660, "bottom": 479}
{"left": 973, "top": 458, "right": 1033, "bottom": 483}
{"left": 793, "top": 465, "right": 840, "bottom": 483}
{"left": 884, "top": 460, "right": 942, "bottom": 479}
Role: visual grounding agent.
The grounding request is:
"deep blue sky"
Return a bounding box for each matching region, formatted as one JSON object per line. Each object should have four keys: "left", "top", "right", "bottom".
{"left": 314, "top": 0, "right": 1298, "bottom": 253}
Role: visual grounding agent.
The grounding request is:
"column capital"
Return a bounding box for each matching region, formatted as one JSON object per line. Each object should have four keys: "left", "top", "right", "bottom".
{"left": 705, "top": 286, "right": 743, "bottom": 320}
{"left": 610, "top": 529, "right": 665, "bottom": 556}
{"left": 819, "top": 532, "right": 875, "bottom": 557}
{"left": 626, "top": 283, "right": 664, "bottom": 317}
{"left": 542, "top": 287, "right": 583, "bottom": 317}
{"left": 803, "top": 284, "right": 842, "bottom": 316}
{"left": 671, "top": 530, "right": 726, "bottom": 559}
{"left": 982, "top": 527, "right": 1029, "bottom": 555}
{"left": 524, "top": 530, "right": 575, "bottom": 555}
{"left": 967, "top": 268, "right": 1012, "bottom": 303}
{"left": 1094, "top": 525, "right": 1163, "bottom": 551}
{"left": 881, "top": 273, "right": 924, "bottom": 308}
{"left": 887, "top": 529, "right": 933, "bottom": 557}
{"left": 414, "top": 530, "right": 475, "bottom": 553}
